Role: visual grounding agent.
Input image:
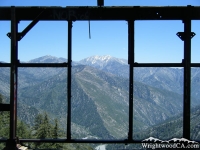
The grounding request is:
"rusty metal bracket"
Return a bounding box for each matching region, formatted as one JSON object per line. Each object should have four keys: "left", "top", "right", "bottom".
{"left": 7, "top": 10, "right": 45, "bottom": 41}
{"left": 176, "top": 32, "right": 196, "bottom": 41}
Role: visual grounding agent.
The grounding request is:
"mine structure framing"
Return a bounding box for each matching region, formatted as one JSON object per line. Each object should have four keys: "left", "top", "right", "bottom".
{"left": 0, "top": 5, "right": 199, "bottom": 146}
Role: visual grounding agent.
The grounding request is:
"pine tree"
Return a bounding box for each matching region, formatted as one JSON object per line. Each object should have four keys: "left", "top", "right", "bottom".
{"left": 0, "top": 94, "right": 9, "bottom": 149}
{"left": 43, "top": 112, "right": 52, "bottom": 138}
{"left": 0, "top": 94, "right": 9, "bottom": 138}
{"left": 16, "top": 120, "right": 32, "bottom": 148}
{"left": 33, "top": 112, "right": 53, "bottom": 149}
{"left": 33, "top": 113, "right": 43, "bottom": 132}
{"left": 0, "top": 94, "right": 3, "bottom": 104}
{"left": 17, "top": 120, "right": 31, "bottom": 139}
{"left": 51, "top": 118, "right": 63, "bottom": 149}
{"left": 52, "top": 119, "right": 59, "bottom": 139}
{"left": 0, "top": 94, "right": 4, "bottom": 116}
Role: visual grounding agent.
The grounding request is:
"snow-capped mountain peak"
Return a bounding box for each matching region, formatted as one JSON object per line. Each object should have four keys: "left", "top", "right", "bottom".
{"left": 79, "top": 55, "right": 127, "bottom": 68}
{"left": 78, "top": 55, "right": 128, "bottom": 77}
{"left": 86, "top": 55, "right": 113, "bottom": 63}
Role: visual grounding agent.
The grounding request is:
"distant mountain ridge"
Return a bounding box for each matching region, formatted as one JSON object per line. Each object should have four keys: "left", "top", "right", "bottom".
{"left": 79, "top": 55, "right": 129, "bottom": 78}
{"left": 17, "top": 64, "right": 190, "bottom": 138}
{"left": 28, "top": 55, "right": 67, "bottom": 63}
{"left": 1, "top": 54, "right": 200, "bottom": 105}
{"left": 79, "top": 55, "right": 200, "bottom": 99}
{"left": 1, "top": 55, "right": 200, "bottom": 141}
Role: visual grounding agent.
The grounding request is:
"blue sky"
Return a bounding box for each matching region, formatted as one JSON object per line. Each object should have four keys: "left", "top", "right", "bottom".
{"left": 0, "top": 0, "right": 200, "bottom": 63}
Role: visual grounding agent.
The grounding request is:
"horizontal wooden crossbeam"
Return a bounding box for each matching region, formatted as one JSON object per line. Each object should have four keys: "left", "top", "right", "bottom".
{"left": 0, "top": 6, "right": 200, "bottom": 21}
{"left": 0, "top": 104, "right": 10, "bottom": 111}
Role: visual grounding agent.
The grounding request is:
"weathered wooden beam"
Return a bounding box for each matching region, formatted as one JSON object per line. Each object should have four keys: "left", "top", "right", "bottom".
{"left": 0, "top": 6, "right": 200, "bottom": 21}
